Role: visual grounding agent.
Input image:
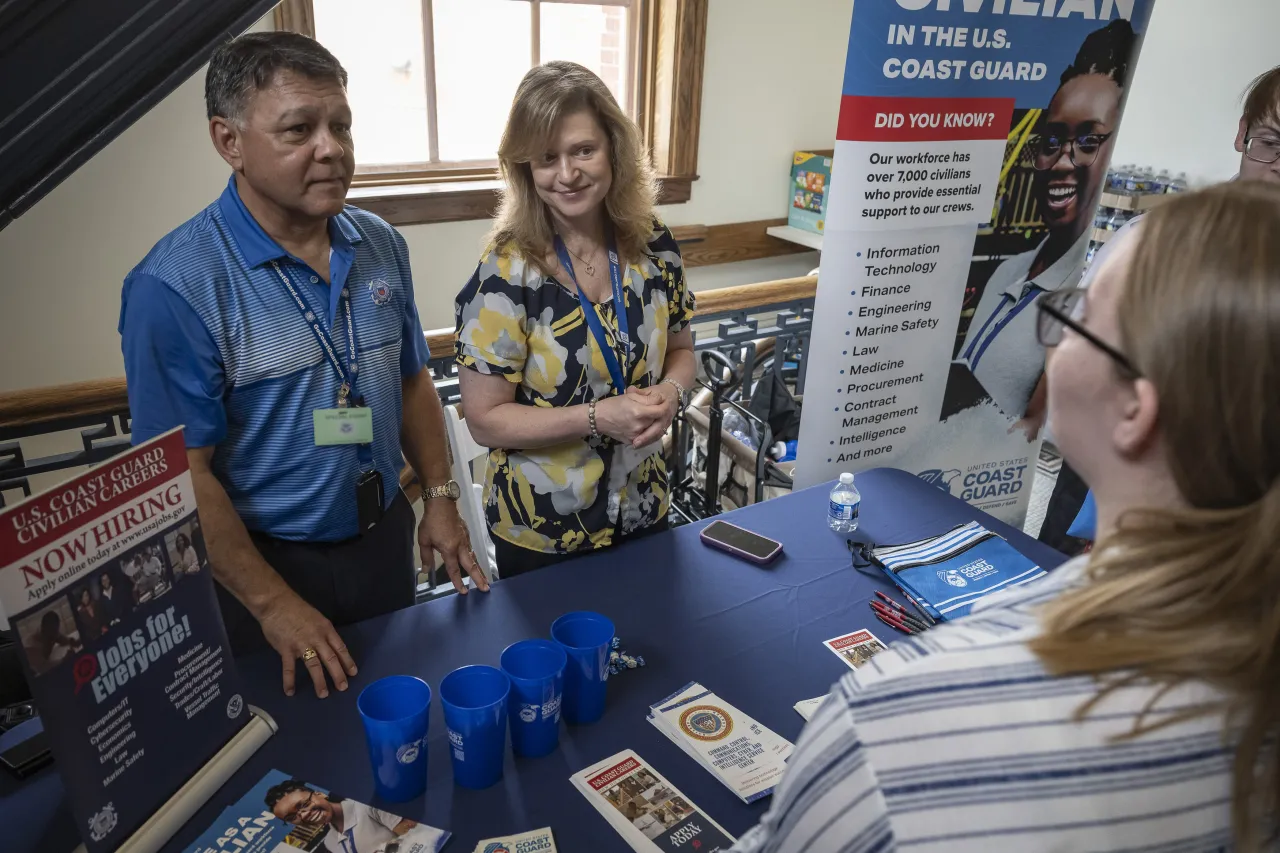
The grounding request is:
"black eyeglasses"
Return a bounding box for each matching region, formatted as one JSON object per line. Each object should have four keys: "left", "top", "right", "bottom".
{"left": 279, "top": 790, "right": 316, "bottom": 823}
{"left": 1244, "top": 136, "right": 1280, "bottom": 165}
{"left": 1033, "top": 132, "right": 1114, "bottom": 168}
{"left": 1036, "top": 289, "right": 1140, "bottom": 376}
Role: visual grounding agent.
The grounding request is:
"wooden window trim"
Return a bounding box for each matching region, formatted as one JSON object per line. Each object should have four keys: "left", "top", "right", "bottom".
{"left": 274, "top": 0, "right": 706, "bottom": 226}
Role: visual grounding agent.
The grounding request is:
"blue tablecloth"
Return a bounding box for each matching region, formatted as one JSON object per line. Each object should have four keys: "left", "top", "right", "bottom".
{"left": 2, "top": 468, "right": 1065, "bottom": 853}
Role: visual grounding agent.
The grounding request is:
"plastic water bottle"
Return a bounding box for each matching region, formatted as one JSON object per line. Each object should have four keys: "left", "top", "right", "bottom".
{"left": 828, "top": 473, "right": 861, "bottom": 533}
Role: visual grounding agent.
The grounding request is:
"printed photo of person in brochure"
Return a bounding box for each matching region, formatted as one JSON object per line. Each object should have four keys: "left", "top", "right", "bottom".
{"left": 16, "top": 598, "right": 83, "bottom": 676}
{"left": 165, "top": 517, "right": 207, "bottom": 581}
{"left": 265, "top": 778, "right": 449, "bottom": 853}
{"left": 941, "top": 20, "right": 1139, "bottom": 435}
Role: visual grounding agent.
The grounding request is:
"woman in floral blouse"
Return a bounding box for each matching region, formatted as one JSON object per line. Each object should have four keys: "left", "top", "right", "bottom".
{"left": 454, "top": 61, "right": 696, "bottom": 576}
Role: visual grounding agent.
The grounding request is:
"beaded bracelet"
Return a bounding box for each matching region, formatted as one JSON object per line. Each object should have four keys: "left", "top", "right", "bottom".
{"left": 588, "top": 399, "right": 600, "bottom": 439}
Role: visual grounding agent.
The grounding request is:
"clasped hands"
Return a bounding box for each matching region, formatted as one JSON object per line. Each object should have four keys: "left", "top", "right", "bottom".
{"left": 594, "top": 384, "right": 681, "bottom": 448}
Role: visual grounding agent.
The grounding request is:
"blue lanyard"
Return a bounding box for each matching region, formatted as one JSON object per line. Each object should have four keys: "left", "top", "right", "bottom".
{"left": 270, "top": 261, "right": 359, "bottom": 407}
{"left": 555, "top": 236, "right": 630, "bottom": 391}
{"left": 963, "top": 286, "right": 1041, "bottom": 370}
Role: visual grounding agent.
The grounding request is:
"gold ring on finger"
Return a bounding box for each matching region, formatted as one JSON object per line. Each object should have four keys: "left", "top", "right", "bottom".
{"left": 302, "top": 647, "right": 318, "bottom": 662}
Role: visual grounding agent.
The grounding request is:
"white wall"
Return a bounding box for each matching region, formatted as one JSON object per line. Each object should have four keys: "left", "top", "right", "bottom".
{"left": 3, "top": 0, "right": 1273, "bottom": 394}
{"left": 1113, "top": 0, "right": 1280, "bottom": 184}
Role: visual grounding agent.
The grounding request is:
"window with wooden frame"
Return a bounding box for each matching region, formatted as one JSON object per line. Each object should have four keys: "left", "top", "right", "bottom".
{"left": 274, "top": 0, "right": 707, "bottom": 226}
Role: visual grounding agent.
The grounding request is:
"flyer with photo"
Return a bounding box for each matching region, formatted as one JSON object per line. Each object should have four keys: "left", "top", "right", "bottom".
{"left": 570, "top": 750, "right": 735, "bottom": 853}
{"left": 183, "top": 768, "right": 450, "bottom": 853}
{"left": 823, "top": 629, "right": 887, "bottom": 671}
{"left": 648, "top": 682, "right": 793, "bottom": 803}
{"left": 472, "top": 827, "right": 556, "bottom": 853}
{"left": 0, "top": 429, "right": 249, "bottom": 852}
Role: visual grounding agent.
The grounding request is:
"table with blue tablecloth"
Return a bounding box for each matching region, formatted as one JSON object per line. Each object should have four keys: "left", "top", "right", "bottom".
{"left": 2, "top": 468, "right": 1066, "bottom": 853}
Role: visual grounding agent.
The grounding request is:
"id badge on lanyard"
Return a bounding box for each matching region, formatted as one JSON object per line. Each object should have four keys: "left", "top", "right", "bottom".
{"left": 555, "top": 235, "right": 630, "bottom": 392}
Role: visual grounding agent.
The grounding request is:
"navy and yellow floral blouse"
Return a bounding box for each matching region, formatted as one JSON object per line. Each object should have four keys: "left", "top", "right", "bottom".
{"left": 454, "top": 222, "right": 695, "bottom": 555}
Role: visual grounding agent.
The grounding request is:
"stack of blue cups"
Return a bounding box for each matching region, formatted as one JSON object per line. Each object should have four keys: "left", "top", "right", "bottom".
{"left": 551, "top": 611, "right": 615, "bottom": 725}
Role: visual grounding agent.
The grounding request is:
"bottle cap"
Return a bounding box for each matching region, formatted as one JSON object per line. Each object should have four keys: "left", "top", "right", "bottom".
{"left": 839, "top": 472, "right": 855, "bottom": 485}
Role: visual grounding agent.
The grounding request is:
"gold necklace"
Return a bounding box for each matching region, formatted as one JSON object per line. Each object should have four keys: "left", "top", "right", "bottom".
{"left": 564, "top": 242, "right": 601, "bottom": 277}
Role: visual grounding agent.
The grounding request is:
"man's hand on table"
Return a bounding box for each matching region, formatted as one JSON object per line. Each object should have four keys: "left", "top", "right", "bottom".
{"left": 258, "top": 589, "right": 358, "bottom": 698}
{"left": 420, "top": 498, "right": 491, "bottom": 596}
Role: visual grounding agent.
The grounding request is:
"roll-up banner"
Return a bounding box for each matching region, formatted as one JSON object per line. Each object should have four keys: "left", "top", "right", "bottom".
{"left": 796, "top": 0, "right": 1155, "bottom": 526}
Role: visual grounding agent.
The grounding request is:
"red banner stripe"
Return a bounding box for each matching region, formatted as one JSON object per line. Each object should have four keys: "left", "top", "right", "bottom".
{"left": 838, "top": 95, "right": 1016, "bottom": 143}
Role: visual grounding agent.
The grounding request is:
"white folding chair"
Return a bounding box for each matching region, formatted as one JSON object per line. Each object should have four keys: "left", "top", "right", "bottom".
{"left": 442, "top": 404, "right": 498, "bottom": 582}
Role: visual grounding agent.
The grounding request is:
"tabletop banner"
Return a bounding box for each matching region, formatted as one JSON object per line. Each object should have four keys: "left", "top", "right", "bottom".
{"left": 0, "top": 429, "right": 249, "bottom": 852}
{"left": 795, "top": 0, "right": 1156, "bottom": 526}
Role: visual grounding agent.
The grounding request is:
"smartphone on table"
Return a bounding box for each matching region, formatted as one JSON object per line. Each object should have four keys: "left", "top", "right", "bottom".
{"left": 699, "top": 520, "right": 784, "bottom": 564}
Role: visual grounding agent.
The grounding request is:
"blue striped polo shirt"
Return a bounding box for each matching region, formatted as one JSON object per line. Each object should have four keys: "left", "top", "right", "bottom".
{"left": 120, "top": 175, "right": 430, "bottom": 541}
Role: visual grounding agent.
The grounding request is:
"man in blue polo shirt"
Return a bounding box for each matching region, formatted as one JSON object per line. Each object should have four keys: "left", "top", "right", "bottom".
{"left": 120, "top": 32, "right": 489, "bottom": 700}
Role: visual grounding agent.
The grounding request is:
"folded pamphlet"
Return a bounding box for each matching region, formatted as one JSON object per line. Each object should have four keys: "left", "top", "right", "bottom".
{"left": 793, "top": 696, "right": 826, "bottom": 721}
{"left": 182, "top": 768, "right": 449, "bottom": 853}
{"left": 647, "top": 681, "right": 793, "bottom": 803}
{"left": 570, "top": 749, "right": 735, "bottom": 852}
{"left": 473, "top": 827, "right": 556, "bottom": 852}
{"left": 823, "top": 628, "right": 887, "bottom": 671}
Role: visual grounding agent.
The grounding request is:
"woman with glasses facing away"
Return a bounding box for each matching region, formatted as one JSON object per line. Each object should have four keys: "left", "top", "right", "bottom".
{"left": 731, "top": 181, "right": 1280, "bottom": 852}
{"left": 454, "top": 62, "right": 697, "bottom": 577}
{"left": 956, "top": 20, "right": 1134, "bottom": 437}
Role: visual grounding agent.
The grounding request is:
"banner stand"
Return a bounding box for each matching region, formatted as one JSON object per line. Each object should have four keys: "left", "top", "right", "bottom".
{"left": 73, "top": 707, "right": 276, "bottom": 853}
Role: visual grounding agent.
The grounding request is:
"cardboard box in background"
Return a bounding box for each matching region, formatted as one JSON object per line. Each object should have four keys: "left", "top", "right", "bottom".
{"left": 788, "top": 150, "right": 833, "bottom": 235}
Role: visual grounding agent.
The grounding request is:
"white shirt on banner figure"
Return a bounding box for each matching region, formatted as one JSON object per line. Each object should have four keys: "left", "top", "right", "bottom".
{"left": 957, "top": 227, "right": 1091, "bottom": 420}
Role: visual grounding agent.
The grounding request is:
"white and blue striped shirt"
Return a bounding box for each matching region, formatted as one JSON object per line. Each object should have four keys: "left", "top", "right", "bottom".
{"left": 733, "top": 558, "right": 1242, "bottom": 852}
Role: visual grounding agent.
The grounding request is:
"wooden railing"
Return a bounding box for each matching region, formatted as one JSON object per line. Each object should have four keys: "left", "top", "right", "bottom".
{"left": 0, "top": 275, "right": 816, "bottom": 505}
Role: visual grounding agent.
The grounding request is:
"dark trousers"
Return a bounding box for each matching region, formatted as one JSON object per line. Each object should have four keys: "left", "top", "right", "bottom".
{"left": 494, "top": 516, "right": 670, "bottom": 578}
{"left": 217, "top": 491, "right": 417, "bottom": 656}
{"left": 1037, "top": 459, "right": 1092, "bottom": 556}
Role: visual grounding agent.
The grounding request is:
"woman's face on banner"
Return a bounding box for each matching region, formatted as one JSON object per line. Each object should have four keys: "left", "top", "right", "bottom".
{"left": 1036, "top": 74, "right": 1122, "bottom": 236}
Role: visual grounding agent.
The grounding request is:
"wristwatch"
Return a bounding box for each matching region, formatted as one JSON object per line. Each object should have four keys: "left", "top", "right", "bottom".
{"left": 424, "top": 480, "right": 461, "bottom": 501}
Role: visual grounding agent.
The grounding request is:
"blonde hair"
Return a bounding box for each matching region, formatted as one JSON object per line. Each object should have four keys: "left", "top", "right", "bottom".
{"left": 1031, "top": 181, "right": 1280, "bottom": 850}
{"left": 488, "top": 61, "right": 657, "bottom": 276}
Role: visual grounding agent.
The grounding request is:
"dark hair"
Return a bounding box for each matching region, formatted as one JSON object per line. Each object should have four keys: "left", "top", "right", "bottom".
{"left": 205, "top": 32, "right": 348, "bottom": 121}
{"left": 176, "top": 533, "right": 191, "bottom": 551}
{"left": 40, "top": 610, "right": 61, "bottom": 636}
{"left": 1243, "top": 66, "right": 1280, "bottom": 130}
{"left": 264, "top": 778, "right": 313, "bottom": 810}
{"left": 1059, "top": 19, "right": 1137, "bottom": 88}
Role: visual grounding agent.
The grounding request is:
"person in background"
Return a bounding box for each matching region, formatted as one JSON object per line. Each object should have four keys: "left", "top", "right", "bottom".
{"left": 97, "top": 572, "right": 126, "bottom": 626}
{"left": 455, "top": 61, "right": 696, "bottom": 576}
{"left": 730, "top": 182, "right": 1280, "bottom": 851}
{"left": 958, "top": 20, "right": 1135, "bottom": 432}
{"left": 74, "top": 587, "right": 108, "bottom": 639}
{"left": 119, "top": 32, "right": 488, "bottom": 699}
{"left": 1040, "top": 62, "right": 1280, "bottom": 553}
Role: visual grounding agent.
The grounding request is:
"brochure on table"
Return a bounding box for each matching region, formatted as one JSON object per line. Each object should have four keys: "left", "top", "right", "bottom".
{"left": 647, "top": 682, "right": 793, "bottom": 803}
{"left": 0, "top": 429, "right": 263, "bottom": 852}
{"left": 182, "top": 768, "right": 450, "bottom": 853}
{"left": 571, "top": 750, "right": 735, "bottom": 852}
{"left": 795, "top": 0, "right": 1156, "bottom": 529}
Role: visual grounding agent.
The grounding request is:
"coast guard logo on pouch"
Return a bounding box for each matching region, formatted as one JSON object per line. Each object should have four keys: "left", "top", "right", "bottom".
{"left": 917, "top": 469, "right": 962, "bottom": 495}
{"left": 396, "top": 741, "right": 421, "bottom": 764}
{"left": 679, "top": 705, "right": 734, "bottom": 742}
{"left": 88, "top": 802, "right": 118, "bottom": 842}
{"left": 939, "top": 569, "right": 968, "bottom": 588}
{"left": 369, "top": 278, "right": 392, "bottom": 305}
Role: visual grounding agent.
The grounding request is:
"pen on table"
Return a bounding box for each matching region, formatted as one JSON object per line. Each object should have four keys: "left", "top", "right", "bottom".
{"left": 871, "top": 600, "right": 928, "bottom": 633}
{"left": 870, "top": 605, "right": 918, "bottom": 636}
{"left": 872, "top": 609, "right": 916, "bottom": 636}
{"left": 902, "top": 591, "right": 937, "bottom": 626}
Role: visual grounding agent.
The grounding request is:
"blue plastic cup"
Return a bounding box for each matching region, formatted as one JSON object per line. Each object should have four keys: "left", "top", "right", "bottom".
{"left": 357, "top": 675, "right": 431, "bottom": 802}
{"left": 439, "top": 665, "right": 510, "bottom": 789}
{"left": 551, "top": 611, "right": 615, "bottom": 725}
{"left": 500, "top": 639, "right": 567, "bottom": 757}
